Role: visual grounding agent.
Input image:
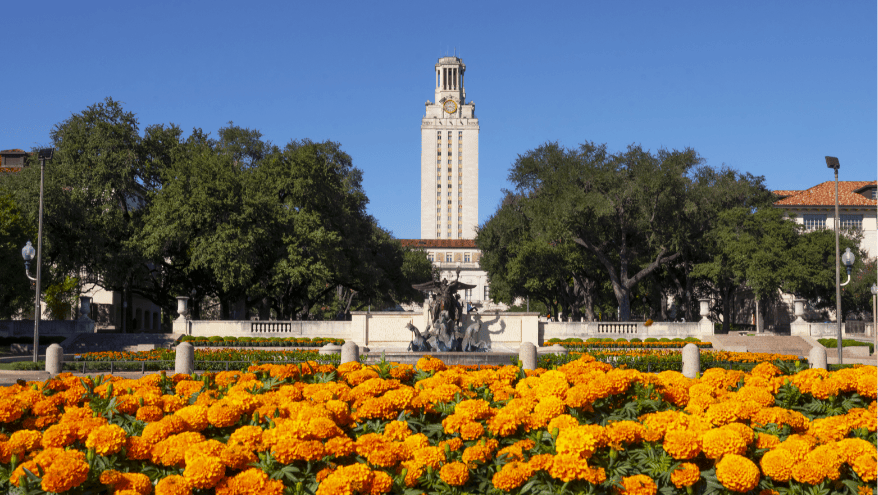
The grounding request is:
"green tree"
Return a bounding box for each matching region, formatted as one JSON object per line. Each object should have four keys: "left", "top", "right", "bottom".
{"left": 506, "top": 141, "right": 701, "bottom": 321}
{"left": 0, "top": 194, "right": 36, "bottom": 318}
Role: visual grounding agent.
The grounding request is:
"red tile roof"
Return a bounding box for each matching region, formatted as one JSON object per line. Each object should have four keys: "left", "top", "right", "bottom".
{"left": 399, "top": 239, "right": 477, "bottom": 248}
{"left": 0, "top": 149, "right": 26, "bottom": 153}
{"left": 774, "top": 181, "right": 876, "bottom": 207}
{"left": 772, "top": 190, "right": 801, "bottom": 198}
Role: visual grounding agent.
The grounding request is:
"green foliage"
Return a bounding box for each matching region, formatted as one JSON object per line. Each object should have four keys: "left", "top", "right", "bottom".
{"left": 817, "top": 338, "right": 873, "bottom": 354}
{"left": 0, "top": 194, "right": 35, "bottom": 318}
{"left": 44, "top": 275, "right": 79, "bottom": 320}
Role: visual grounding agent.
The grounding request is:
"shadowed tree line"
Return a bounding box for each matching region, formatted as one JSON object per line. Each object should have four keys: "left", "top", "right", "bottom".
{"left": 476, "top": 141, "right": 873, "bottom": 331}
{"left": 1, "top": 98, "right": 432, "bottom": 327}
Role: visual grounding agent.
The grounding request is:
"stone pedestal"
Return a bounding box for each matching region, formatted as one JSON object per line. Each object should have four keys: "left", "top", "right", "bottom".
{"left": 175, "top": 342, "right": 194, "bottom": 375}
{"left": 79, "top": 296, "right": 91, "bottom": 318}
{"left": 174, "top": 296, "right": 191, "bottom": 335}
{"left": 45, "top": 343, "right": 63, "bottom": 376}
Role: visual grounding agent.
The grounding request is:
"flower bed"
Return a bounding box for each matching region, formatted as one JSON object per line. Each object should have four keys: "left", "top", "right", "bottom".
{"left": 539, "top": 350, "right": 805, "bottom": 372}
{"left": 0, "top": 354, "right": 873, "bottom": 494}
{"left": 179, "top": 336, "right": 345, "bottom": 348}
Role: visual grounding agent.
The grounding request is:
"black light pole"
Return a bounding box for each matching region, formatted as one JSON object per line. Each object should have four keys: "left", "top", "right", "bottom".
{"left": 31, "top": 149, "right": 53, "bottom": 362}
{"left": 826, "top": 156, "right": 844, "bottom": 365}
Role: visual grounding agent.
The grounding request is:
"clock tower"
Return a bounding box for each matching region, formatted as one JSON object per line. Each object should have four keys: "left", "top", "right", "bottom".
{"left": 421, "top": 56, "right": 479, "bottom": 240}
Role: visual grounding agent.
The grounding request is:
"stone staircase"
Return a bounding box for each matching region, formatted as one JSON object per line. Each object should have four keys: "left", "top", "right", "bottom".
{"left": 63, "top": 333, "right": 181, "bottom": 354}
{"left": 704, "top": 335, "right": 815, "bottom": 358}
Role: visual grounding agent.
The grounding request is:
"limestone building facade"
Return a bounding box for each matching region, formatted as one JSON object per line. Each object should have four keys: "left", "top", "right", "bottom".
{"left": 420, "top": 56, "right": 479, "bottom": 239}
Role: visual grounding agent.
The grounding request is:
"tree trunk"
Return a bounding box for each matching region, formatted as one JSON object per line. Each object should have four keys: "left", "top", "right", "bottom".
{"left": 755, "top": 297, "right": 764, "bottom": 333}
{"left": 722, "top": 286, "right": 731, "bottom": 334}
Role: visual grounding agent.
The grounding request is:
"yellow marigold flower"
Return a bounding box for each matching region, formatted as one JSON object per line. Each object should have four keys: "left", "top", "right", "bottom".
{"left": 142, "top": 415, "right": 187, "bottom": 444}
{"left": 774, "top": 434, "right": 816, "bottom": 462}
{"left": 440, "top": 461, "right": 470, "bottom": 486}
{"left": 701, "top": 428, "right": 747, "bottom": 459}
{"left": 548, "top": 454, "right": 606, "bottom": 483}
{"left": 151, "top": 431, "right": 205, "bottom": 467}
{"left": 416, "top": 356, "right": 447, "bottom": 372}
{"left": 835, "top": 438, "right": 876, "bottom": 464}
{"left": 401, "top": 460, "right": 424, "bottom": 487}
{"left": 716, "top": 454, "right": 760, "bottom": 493}
{"left": 174, "top": 380, "right": 204, "bottom": 399}
{"left": 529, "top": 453, "right": 554, "bottom": 471}
{"left": 155, "top": 474, "right": 191, "bottom": 495}
{"left": 326, "top": 436, "right": 356, "bottom": 458}
{"left": 734, "top": 385, "right": 775, "bottom": 407}
{"left": 493, "top": 461, "right": 535, "bottom": 491}
{"left": 161, "top": 394, "right": 186, "bottom": 413}
{"left": 663, "top": 430, "right": 701, "bottom": 460}
{"left": 227, "top": 424, "right": 263, "bottom": 451}
{"left": 618, "top": 474, "right": 658, "bottom": 495}
{"left": 760, "top": 448, "right": 796, "bottom": 482}
{"left": 792, "top": 444, "right": 844, "bottom": 484}
{"left": 808, "top": 415, "right": 851, "bottom": 443}
{"left": 750, "top": 362, "right": 782, "bottom": 378}
{"left": 671, "top": 462, "right": 701, "bottom": 488}
{"left": 86, "top": 424, "right": 128, "bottom": 456}
{"left": 136, "top": 404, "right": 164, "bottom": 422}
{"left": 220, "top": 443, "right": 258, "bottom": 470}
{"left": 530, "top": 396, "right": 566, "bottom": 429}
{"left": 855, "top": 368, "right": 876, "bottom": 399}
{"left": 851, "top": 452, "right": 877, "bottom": 482}
{"left": 722, "top": 423, "right": 754, "bottom": 445}
{"left": 207, "top": 400, "right": 243, "bottom": 428}
{"left": 439, "top": 437, "right": 463, "bottom": 452}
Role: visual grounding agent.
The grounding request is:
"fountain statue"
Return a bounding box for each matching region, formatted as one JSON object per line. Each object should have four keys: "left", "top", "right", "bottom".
{"left": 408, "top": 268, "right": 489, "bottom": 352}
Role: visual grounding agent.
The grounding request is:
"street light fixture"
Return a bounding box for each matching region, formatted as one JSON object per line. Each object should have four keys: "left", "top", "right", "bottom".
{"left": 826, "top": 155, "right": 844, "bottom": 365}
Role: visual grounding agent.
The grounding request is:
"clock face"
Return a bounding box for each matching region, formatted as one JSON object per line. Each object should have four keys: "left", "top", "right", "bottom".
{"left": 443, "top": 100, "right": 457, "bottom": 114}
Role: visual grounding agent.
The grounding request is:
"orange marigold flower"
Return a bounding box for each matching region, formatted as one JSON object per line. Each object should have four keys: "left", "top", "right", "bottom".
{"left": 671, "top": 463, "right": 701, "bottom": 488}
{"left": 412, "top": 445, "right": 445, "bottom": 470}
{"left": 755, "top": 433, "right": 780, "bottom": 450}
{"left": 760, "top": 448, "right": 796, "bottom": 482}
{"left": 366, "top": 470, "right": 392, "bottom": 495}
{"left": 701, "top": 428, "right": 747, "bottom": 459}
{"left": 274, "top": 439, "right": 326, "bottom": 463}
{"left": 86, "top": 424, "right": 128, "bottom": 456}
{"left": 8, "top": 430, "right": 42, "bottom": 452}
{"left": 184, "top": 439, "right": 226, "bottom": 465}
{"left": 221, "top": 443, "right": 258, "bottom": 470}
{"left": 618, "top": 474, "right": 658, "bottom": 495}
{"left": 183, "top": 454, "right": 225, "bottom": 489}
{"left": 716, "top": 454, "right": 760, "bottom": 493}
{"left": 155, "top": 474, "right": 191, "bottom": 495}
{"left": 555, "top": 424, "right": 607, "bottom": 459}
{"left": 462, "top": 439, "right": 499, "bottom": 465}
{"left": 606, "top": 421, "right": 644, "bottom": 449}
{"left": 136, "top": 405, "right": 165, "bottom": 422}
{"left": 440, "top": 461, "right": 470, "bottom": 487}
{"left": 227, "top": 424, "right": 264, "bottom": 451}
{"left": 548, "top": 454, "right": 606, "bottom": 484}
{"left": 851, "top": 452, "right": 877, "bottom": 482}
{"left": 662, "top": 430, "right": 701, "bottom": 460}
{"left": 174, "top": 405, "right": 209, "bottom": 431}
{"left": 493, "top": 461, "right": 534, "bottom": 491}
{"left": 125, "top": 435, "right": 153, "bottom": 460}
{"left": 792, "top": 444, "right": 843, "bottom": 484}
{"left": 207, "top": 400, "right": 243, "bottom": 428}
{"left": 459, "top": 421, "right": 485, "bottom": 440}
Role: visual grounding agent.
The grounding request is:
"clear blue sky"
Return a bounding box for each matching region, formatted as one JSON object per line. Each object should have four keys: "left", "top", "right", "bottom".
{"left": 3, "top": 1, "right": 875, "bottom": 239}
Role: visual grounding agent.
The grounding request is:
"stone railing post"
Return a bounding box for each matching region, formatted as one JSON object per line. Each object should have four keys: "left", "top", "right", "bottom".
{"left": 682, "top": 343, "right": 700, "bottom": 378}
{"left": 45, "top": 343, "right": 63, "bottom": 376}
{"left": 175, "top": 342, "right": 194, "bottom": 375}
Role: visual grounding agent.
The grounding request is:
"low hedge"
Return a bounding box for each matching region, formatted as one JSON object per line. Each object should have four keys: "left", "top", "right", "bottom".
{"left": 817, "top": 338, "right": 874, "bottom": 354}
{"left": 178, "top": 336, "right": 344, "bottom": 347}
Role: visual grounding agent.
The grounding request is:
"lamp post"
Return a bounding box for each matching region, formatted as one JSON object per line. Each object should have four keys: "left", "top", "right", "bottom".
{"left": 872, "top": 284, "right": 878, "bottom": 357}
{"left": 23, "top": 148, "right": 53, "bottom": 362}
{"left": 826, "top": 156, "right": 844, "bottom": 364}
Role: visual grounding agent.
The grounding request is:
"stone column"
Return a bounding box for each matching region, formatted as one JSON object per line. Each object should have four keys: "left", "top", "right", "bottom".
{"left": 45, "top": 343, "right": 63, "bottom": 376}
{"left": 341, "top": 342, "right": 360, "bottom": 365}
{"left": 175, "top": 342, "right": 194, "bottom": 375}
{"left": 682, "top": 343, "right": 700, "bottom": 378}
{"left": 519, "top": 342, "right": 537, "bottom": 371}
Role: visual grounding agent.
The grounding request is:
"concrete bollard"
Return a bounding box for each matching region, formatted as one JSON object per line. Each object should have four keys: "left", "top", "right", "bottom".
{"left": 318, "top": 343, "right": 342, "bottom": 356}
{"left": 519, "top": 342, "right": 537, "bottom": 371}
{"left": 341, "top": 342, "right": 359, "bottom": 365}
{"left": 175, "top": 342, "right": 194, "bottom": 375}
{"left": 808, "top": 345, "right": 827, "bottom": 370}
{"left": 45, "top": 343, "right": 63, "bottom": 376}
{"left": 682, "top": 343, "right": 700, "bottom": 379}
